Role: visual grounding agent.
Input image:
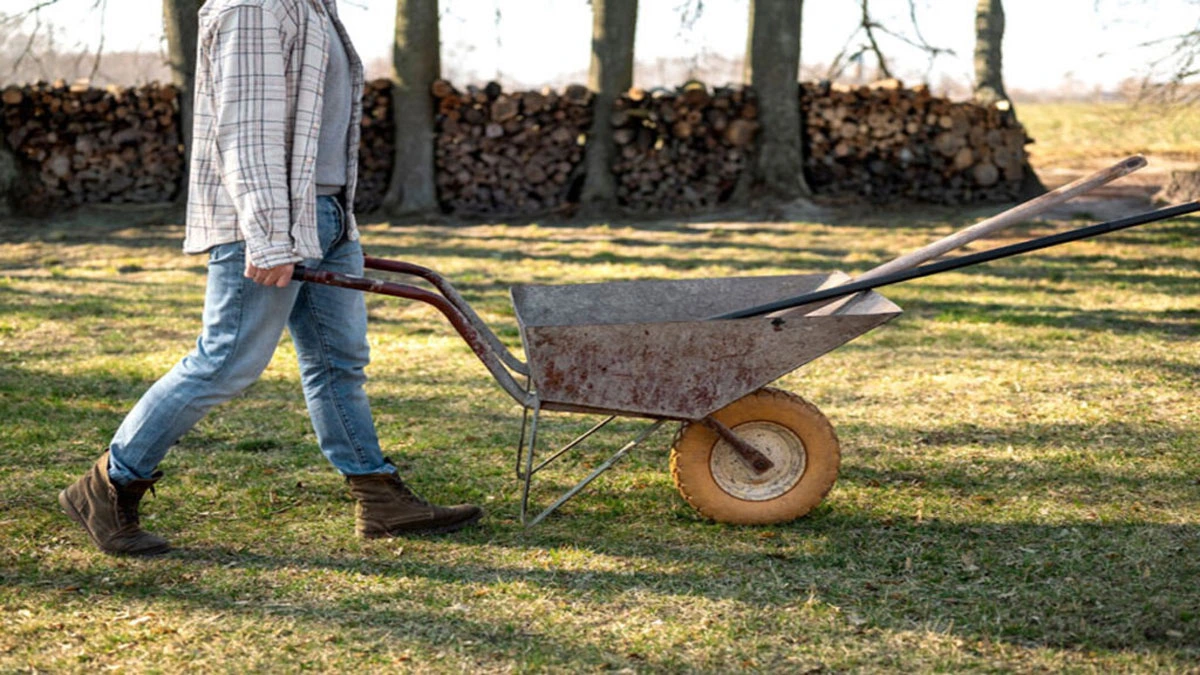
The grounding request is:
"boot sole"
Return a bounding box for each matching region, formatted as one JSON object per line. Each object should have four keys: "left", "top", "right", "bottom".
{"left": 361, "top": 508, "right": 485, "bottom": 539}
{"left": 58, "top": 490, "right": 171, "bottom": 557}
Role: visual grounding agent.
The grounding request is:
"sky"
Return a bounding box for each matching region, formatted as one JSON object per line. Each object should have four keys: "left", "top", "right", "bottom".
{"left": 3, "top": 0, "right": 1197, "bottom": 93}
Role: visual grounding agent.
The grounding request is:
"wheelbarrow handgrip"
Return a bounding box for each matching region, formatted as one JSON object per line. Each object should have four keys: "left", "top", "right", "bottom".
{"left": 713, "top": 201, "right": 1200, "bottom": 320}
{"left": 291, "top": 266, "right": 535, "bottom": 408}
{"left": 857, "top": 155, "right": 1148, "bottom": 283}
{"left": 363, "top": 256, "right": 529, "bottom": 377}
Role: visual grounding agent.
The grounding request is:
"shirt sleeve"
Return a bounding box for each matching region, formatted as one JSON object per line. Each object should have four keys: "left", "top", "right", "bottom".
{"left": 208, "top": 5, "right": 300, "bottom": 269}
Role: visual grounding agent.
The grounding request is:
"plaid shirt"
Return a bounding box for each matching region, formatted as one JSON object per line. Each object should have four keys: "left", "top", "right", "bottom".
{"left": 184, "top": 0, "right": 363, "bottom": 268}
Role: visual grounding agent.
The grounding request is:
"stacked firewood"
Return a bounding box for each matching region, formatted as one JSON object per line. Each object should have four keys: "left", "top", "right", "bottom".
{"left": 0, "top": 80, "right": 183, "bottom": 212}
{"left": 355, "top": 78, "right": 394, "bottom": 213}
{"left": 802, "top": 79, "right": 1029, "bottom": 203}
{"left": 431, "top": 80, "right": 593, "bottom": 216}
{"left": 611, "top": 82, "right": 759, "bottom": 212}
{"left": 0, "top": 76, "right": 1032, "bottom": 215}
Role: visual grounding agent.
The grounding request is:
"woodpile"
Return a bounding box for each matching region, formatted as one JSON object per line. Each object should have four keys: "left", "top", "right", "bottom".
{"left": 0, "top": 80, "right": 183, "bottom": 212}
{"left": 0, "top": 77, "right": 1033, "bottom": 216}
{"left": 355, "top": 78, "right": 394, "bottom": 213}
{"left": 431, "top": 80, "right": 593, "bottom": 216}
{"left": 802, "top": 79, "right": 1029, "bottom": 204}
{"left": 611, "top": 82, "right": 759, "bottom": 212}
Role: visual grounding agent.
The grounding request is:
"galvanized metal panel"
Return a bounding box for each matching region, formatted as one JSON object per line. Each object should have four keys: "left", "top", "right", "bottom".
{"left": 511, "top": 273, "right": 854, "bottom": 327}
{"left": 512, "top": 274, "right": 901, "bottom": 420}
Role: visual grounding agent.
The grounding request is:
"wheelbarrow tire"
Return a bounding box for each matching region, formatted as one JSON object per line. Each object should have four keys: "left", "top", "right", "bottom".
{"left": 670, "top": 388, "right": 839, "bottom": 525}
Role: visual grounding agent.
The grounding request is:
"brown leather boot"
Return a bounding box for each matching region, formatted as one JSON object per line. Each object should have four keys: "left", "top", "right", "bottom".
{"left": 347, "top": 466, "right": 482, "bottom": 538}
{"left": 58, "top": 451, "right": 170, "bottom": 556}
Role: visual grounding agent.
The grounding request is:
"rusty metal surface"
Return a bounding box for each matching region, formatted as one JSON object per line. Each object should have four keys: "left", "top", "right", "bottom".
{"left": 512, "top": 273, "right": 901, "bottom": 420}
{"left": 364, "top": 256, "right": 528, "bottom": 376}
{"left": 703, "top": 415, "right": 774, "bottom": 474}
{"left": 294, "top": 266, "right": 535, "bottom": 408}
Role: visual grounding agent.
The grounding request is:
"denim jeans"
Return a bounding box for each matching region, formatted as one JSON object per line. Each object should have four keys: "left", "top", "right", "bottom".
{"left": 107, "top": 196, "right": 393, "bottom": 484}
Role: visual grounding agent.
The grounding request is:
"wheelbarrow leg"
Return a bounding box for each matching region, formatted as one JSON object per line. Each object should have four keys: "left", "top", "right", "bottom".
{"left": 515, "top": 397, "right": 668, "bottom": 527}
{"left": 514, "top": 377, "right": 534, "bottom": 481}
{"left": 522, "top": 419, "right": 667, "bottom": 528}
{"left": 522, "top": 415, "right": 619, "bottom": 478}
{"left": 518, "top": 400, "right": 542, "bottom": 526}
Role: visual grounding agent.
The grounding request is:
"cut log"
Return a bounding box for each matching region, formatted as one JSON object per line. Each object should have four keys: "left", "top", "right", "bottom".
{"left": 1155, "top": 169, "right": 1200, "bottom": 203}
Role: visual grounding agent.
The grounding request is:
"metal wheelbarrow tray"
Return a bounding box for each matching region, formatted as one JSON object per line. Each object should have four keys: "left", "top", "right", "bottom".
{"left": 511, "top": 274, "right": 898, "bottom": 420}
{"left": 296, "top": 156, "right": 1200, "bottom": 527}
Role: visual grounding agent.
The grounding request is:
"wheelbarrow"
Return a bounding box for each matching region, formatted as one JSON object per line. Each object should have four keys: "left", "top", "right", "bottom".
{"left": 295, "top": 156, "right": 1200, "bottom": 527}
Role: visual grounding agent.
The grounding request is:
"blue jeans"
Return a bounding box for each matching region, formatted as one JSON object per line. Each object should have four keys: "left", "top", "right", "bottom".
{"left": 107, "top": 196, "right": 394, "bottom": 484}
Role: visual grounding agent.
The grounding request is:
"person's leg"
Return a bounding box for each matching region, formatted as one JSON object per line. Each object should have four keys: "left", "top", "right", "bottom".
{"left": 106, "top": 241, "right": 301, "bottom": 484}
{"left": 291, "top": 196, "right": 481, "bottom": 536}
{"left": 287, "top": 196, "right": 390, "bottom": 476}
{"left": 64, "top": 239, "right": 301, "bottom": 555}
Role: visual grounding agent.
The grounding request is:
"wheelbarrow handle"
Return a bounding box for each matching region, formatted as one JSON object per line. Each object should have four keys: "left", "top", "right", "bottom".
{"left": 713, "top": 200, "right": 1200, "bottom": 320}
{"left": 858, "top": 155, "right": 1148, "bottom": 283}
{"left": 291, "top": 265, "right": 535, "bottom": 408}
{"left": 788, "top": 155, "right": 1149, "bottom": 320}
{"left": 362, "top": 256, "right": 529, "bottom": 377}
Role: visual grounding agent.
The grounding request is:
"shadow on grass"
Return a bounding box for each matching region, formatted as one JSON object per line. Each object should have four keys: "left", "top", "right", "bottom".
{"left": 942, "top": 253, "right": 1200, "bottom": 296}
{"left": 13, "top": 404, "right": 1200, "bottom": 660}
{"left": 6, "top": 410, "right": 1198, "bottom": 664}
{"left": 8, "top": 513, "right": 1196, "bottom": 663}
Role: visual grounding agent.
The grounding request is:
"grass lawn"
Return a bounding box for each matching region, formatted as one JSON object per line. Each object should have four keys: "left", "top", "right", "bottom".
{"left": 0, "top": 197, "right": 1197, "bottom": 672}
{"left": 1018, "top": 101, "right": 1200, "bottom": 167}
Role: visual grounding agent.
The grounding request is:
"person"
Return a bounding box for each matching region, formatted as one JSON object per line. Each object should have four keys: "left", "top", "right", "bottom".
{"left": 59, "top": 0, "right": 482, "bottom": 557}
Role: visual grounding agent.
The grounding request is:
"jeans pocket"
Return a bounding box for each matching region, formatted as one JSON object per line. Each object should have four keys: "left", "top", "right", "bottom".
{"left": 317, "top": 196, "right": 346, "bottom": 257}
{"left": 208, "top": 241, "right": 245, "bottom": 267}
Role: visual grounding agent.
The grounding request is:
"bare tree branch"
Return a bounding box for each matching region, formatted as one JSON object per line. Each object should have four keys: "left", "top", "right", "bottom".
{"left": 825, "top": 28, "right": 865, "bottom": 81}
{"left": 10, "top": 11, "right": 44, "bottom": 75}
{"left": 16, "top": 0, "right": 71, "bottom": 15}
{"left": 857, "top": 0, "right": 893, "bottom": 78}
{"left": 7, "top": 0, "right": 108, "bottom": 82}
{"left": 674, "top": 0, "right": 704, "bottom": 33}
{"left": 88, "top": 0, "right": 107, "bottom": 81}
{"left": 492, "top": 0, "right": 502, "bottom": 81}
{"left": 830, "top": 0, "right": 953, "bottom": 84}
{"left": 1134, "top": 22, "right": 1200, "bottom": 105}
{"left": 1093, "top": 0, "right": 1199, "bottom": 106}
{"left": 895, "top": 1, "right": 955, "bottom": 61}
{"left": 672, "top": 0, "right": 705, "bottom": 76}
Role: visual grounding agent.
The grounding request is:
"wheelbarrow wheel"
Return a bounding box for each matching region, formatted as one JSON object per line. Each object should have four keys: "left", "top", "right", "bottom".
{"left": 670, "top": 388, "right": 839, "bottom": 525}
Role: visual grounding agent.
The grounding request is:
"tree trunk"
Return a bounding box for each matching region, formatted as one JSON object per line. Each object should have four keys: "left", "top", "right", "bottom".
{"left": 163, "top": 0, "right": 200, "bottom": 204}
{"left": 973, "top": 0, "right": 1044, "bottom": 198}
{"left": 579, "top": 0, "right": 638, "bottom": 213}
{"left": 973, "top": 0, "right": 1008, "bottom": 106}
{"left": 0, "top": 141, "right": 17, "bottom": 216}
{"left": 739, "top": 0, "right": 811, "bottom": 202}
{"left": 382, "top": 0, "right": 441, "bottom": 217}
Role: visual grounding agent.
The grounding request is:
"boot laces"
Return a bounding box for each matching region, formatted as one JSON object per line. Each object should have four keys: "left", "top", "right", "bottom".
{"left": 115, "top": 494, "right": 141, "bottom": 527}
{"left": 114, "top": 485, "right": 152, "bottom": 528}
{"left": 388, "top": 476, "right": 430, "bottom": 506}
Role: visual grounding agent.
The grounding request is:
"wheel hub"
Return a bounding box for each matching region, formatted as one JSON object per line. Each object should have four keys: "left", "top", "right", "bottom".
{"left": 709, "top": 421, "right": 807, "bottom": 501}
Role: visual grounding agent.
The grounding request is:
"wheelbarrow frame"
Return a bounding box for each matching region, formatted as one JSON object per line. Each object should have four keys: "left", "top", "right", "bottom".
{"left": 294, "top": 156, "right": 1198, "bottom": 527}
{"left": 295, "top": 257, "right": 671, "bottom": 525}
